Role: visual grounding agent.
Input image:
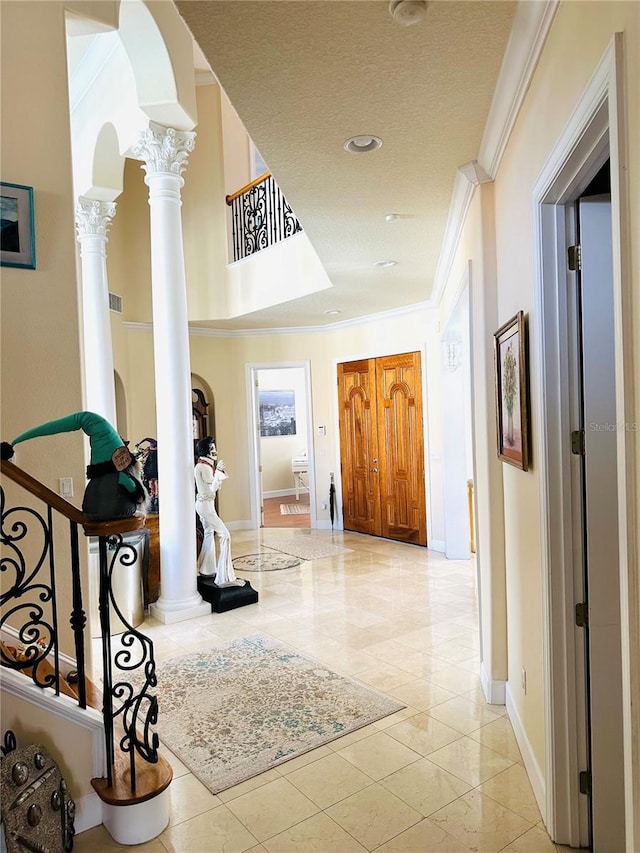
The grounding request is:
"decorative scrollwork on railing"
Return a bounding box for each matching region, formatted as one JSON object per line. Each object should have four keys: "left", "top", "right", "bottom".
{"left": 0, "top": 487, "right": 59, "bottom": 692}
{"left": 101, "top": 535, "right": 159, "bottom": 788}
{"left": 228, "top": 174, "right": 302, "bottom": 262}
{"left": 282, "top": 195, "right": 302, "bottom": 239}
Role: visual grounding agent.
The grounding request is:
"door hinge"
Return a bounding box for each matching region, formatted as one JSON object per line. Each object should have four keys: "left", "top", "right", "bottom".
{"left": 579, "top": 770, "right": 592, "bottom": 796}
{"left": 568, "top": 244, "right": 582, "bottom": 271}
{"left": 571, "top": 429, "right": 585, "bottom": 455}
{"left": 576, "top": 602, "right": 589, "bottom": 628}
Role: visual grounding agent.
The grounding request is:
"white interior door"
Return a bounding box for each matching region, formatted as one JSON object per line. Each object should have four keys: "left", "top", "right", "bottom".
{"left": 578, "top": 193, "right": 625, "bottom": 851}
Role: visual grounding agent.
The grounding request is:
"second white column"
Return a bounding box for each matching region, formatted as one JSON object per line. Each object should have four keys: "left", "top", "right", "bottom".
{"left": 135, "top": 122, "right": 209, "bottom": 623}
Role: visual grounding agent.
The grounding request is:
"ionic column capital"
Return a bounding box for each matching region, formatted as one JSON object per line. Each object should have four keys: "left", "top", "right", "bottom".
{"left": 134, "top": 122, "right": 196, "bottom": 179}
{"left": 75, "top": 197, "right": 117, "bottom": 241}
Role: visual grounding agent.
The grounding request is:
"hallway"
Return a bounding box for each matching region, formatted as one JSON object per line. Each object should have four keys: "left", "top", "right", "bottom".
{"left": 263, "top": 494, "right": 311, "bottom": 528}
{"left": 78, "top": 530, "right": 575, "bottom": 852}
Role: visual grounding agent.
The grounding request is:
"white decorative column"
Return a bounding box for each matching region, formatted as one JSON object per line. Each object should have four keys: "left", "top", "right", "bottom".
{"left": 134, "top": 122, "right": 209, "bottom": 623}
{"left": 75, "top": 197, "right": 118, "bottom": 424}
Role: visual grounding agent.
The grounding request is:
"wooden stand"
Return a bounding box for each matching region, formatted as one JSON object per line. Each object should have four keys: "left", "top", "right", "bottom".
{"left": 145, "top": 514, "right": 160, "bottom": 606}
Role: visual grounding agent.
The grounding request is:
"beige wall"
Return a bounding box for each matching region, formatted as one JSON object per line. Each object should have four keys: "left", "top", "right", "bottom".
{"left": 183, "top": 84, "right": 230, "bottom": 319}
{"left": 438, "top": 0, "right": 640, "bottom": 783}
{"left": 4, "top": 0, "right": 638, "bottom": 826}
{"left": 122, "top": 309, "right": 442, "bottom": 538}
{"left": 440, "top": 184, "right": 508, "bottom": 697}
{"left": 0, "top": 692, "right": 98, "bottom": 801}
{"left": 220, "top": 91, "right": 251, "bottom": 198}
{"left": 1, "top": 0, "right": 88, "bottom": 657}
{"left": 495, "top": 0, "right": 639, "bottom": 778}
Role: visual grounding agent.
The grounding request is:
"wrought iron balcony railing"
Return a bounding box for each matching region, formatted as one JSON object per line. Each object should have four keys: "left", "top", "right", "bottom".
{"left": 0, "top": 460, "right": 164, "bottom": 798}
{"left": 226, "top": 171, "right": 302, "bottom": 262}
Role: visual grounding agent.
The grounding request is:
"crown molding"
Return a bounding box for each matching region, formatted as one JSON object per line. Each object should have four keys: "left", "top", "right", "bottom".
{"left": 123, "top": 300, "right": 434, "bottom": 339}
{"left": 431, "top": 0, "right": 558, "bottom": 307}
{"left": 479, "top": 0, "right": 560, "bottom": 178}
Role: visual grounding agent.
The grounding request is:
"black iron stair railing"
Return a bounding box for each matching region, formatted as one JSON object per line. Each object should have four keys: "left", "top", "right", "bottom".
{"left": 226, "top": 171, "right": 302, "bottom": 262}
{"left": 0, "top": 459, "right": 160, "bottom": 795}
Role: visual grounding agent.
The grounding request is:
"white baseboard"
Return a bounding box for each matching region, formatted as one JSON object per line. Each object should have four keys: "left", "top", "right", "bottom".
{"left": 263, "top": 489, "right": 299, "bottom": 498}
{"left": 315, "top": 519, "right": 340, "bottom": 531}
{"left": 226, "top": 520, "right": 255, "bottom": 531}
{"left": 506, "top": 683, "right": 546, "bottom": 821}
{"left": 429, "top": 539, "right": 446, "bottom": 552}
{"left": 74, "top": 792, "right": 103, "bottom": 834}
{"left": 481, "top": 661, "right": 506, "bottom": 705}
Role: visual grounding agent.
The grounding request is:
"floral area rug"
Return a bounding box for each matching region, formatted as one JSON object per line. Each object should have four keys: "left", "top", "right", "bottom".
{"left": 263, "top": 537, "right": 352, "bottom": 561}
{"left": 232, "top": 552, "right": 301, "bottom": 572}
{"left": 154, "top": 634, "right": 404, "bottom": 794}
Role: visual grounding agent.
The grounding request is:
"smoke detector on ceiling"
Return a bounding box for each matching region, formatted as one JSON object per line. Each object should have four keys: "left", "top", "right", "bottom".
{"left": 389, "top": 0, "right": 428, "bottom": 26}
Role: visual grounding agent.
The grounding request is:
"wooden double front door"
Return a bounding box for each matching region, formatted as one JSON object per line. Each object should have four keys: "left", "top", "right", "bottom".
{"left": 338, "top": 351, "right": 427, "bottom": 546}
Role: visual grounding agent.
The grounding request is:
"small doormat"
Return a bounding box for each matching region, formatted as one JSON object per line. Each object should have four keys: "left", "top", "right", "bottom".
{"left": 280, "top": 503, "right": 310, "bottom": 515}
{"left": 233, "top": 552, "right": 301, "bottom": 572}
{"left": 265, "top": 538, "right": 352, "bottom": 561}
{"left": 153, "top": 635, "right": 405, "bottom": 794}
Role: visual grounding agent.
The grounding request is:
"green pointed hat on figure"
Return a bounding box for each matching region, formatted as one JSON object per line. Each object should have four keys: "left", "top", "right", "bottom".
{"left": 1, "top": 411, "right": 139, "bottom": 496}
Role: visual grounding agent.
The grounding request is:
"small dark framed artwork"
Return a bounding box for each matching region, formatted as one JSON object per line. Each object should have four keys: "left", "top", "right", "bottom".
{"left": 1, "top": 182, "right": 36, "bottom": 269}
{"left": 494, "top": 310, "right": 529, "bottom": 470}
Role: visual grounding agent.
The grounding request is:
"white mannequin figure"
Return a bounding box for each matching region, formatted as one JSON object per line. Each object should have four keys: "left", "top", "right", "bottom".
{"left": 194, "top": 437, "right": 245, "bottom": 587}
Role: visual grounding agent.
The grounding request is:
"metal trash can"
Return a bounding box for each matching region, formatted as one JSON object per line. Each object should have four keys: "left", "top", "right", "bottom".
{"left": 88, "top": 530, "right": 148, "bottom": 637}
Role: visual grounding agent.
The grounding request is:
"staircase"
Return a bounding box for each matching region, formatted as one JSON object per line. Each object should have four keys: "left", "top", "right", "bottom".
{"left": 0, "top": 459, "right": 172, "bottom": 845}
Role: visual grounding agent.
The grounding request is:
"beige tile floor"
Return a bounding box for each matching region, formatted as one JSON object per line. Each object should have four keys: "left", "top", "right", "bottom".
{"left": 78, "top": 529, "right": 580, "bottom": 852}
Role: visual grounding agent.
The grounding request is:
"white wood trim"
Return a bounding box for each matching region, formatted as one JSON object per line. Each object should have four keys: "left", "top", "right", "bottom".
{"left": 430, "top": 170, "right": 478, "bottom": 307}
{"left": 263, "top": 489, "right": 302, "bottom": 499}
{"left": 428, "top": 539, "right": 445, "bottom": 554}
{"left": 432, "top": 0, "right": 559, "bottom": 308}
{"left": 478, "top": 0, "right": 560, "bottom": 178}
{"left": 506, "top": 683, "right": 546, "bottom": 819}
{"left": 125, "top": 300, "right": 434, "bottom": 338}
{"left": 1, "top": 669, "right": 105, "bottom": 779}
{"left": 607, "top": 36, "right": 639, "bottom": 852}
{"left": 481, "top": 661, "right": 506, "bottom": 705}
{"left": 532, "top": 34, "right": 637, "bottom": 849}
{"left": 245, "top": 361, "right": 316, "bottom": 533}
{"left": 74, "top": 792, "right": 103, "bottom": 835}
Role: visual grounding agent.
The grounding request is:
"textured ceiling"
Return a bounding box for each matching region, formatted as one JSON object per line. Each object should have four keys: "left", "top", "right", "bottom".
{"left": 176, "top": 0, "right": 517, "bottom": 330}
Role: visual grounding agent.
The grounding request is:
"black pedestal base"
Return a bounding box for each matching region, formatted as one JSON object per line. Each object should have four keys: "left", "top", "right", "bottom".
{"left": 197, "top": 576, "right": 259, "bottom": 613}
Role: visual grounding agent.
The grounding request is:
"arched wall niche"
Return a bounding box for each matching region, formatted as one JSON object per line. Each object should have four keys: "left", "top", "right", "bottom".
{"left": 90, "top": 122, "right": 125, "bottom": 200}
{"left": 191, "top": 373, "right": 215, "bottom": 444}
{"left": 67, "top": 0, "right": 197, "bottom": 201}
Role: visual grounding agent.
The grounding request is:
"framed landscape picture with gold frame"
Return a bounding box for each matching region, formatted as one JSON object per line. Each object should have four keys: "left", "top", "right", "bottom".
{"left": 494, "top": 310, "right": 529, "bottom": 470}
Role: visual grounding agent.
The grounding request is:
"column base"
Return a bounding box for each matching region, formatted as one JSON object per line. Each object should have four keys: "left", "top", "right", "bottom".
{"left": 197, "top": 576, "right": 259, "bottom": 613}
{"left": 149, "top": 593, "right": 210, "bottom": 624}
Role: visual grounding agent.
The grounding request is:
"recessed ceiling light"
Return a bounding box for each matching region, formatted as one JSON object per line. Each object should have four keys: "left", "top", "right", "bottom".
{"left": 375, "top": 260, "right": 397, "bottom": 268}
{"left": 324, "top": 309, "right": 342, "bottom": 315}
{"left": 385, "top": 213, "right": 400, "bottom": 222}
{"left": 344, "top": 135, "right": 383, "bottom": 154}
